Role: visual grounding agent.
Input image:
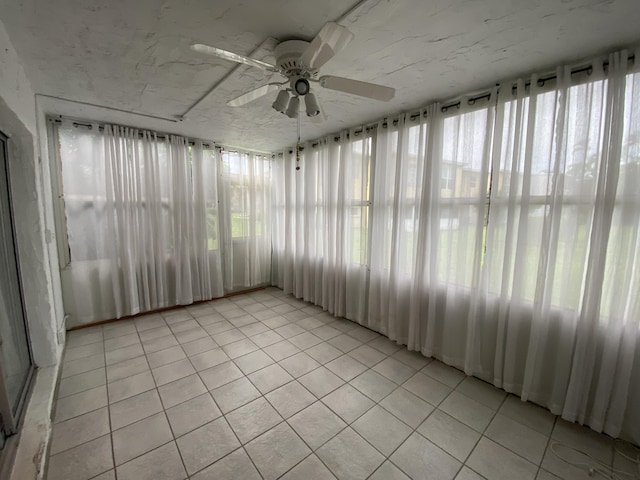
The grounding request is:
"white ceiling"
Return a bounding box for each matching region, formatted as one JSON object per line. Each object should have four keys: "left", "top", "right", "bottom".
{"left": 1, "top": 0, "right": 639, "bottom": 151}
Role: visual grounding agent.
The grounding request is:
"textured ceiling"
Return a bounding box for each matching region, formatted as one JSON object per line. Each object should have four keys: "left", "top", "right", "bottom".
{"left": 1, "top": 0, "right": 639, "bottom": 151}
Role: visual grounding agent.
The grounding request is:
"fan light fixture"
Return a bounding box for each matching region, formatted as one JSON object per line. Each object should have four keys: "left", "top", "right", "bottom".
{"left": 286, "top": 96, "right": 299, "bottom": 118}
{"left": 272, "top": 90, "right": 290, "bottom": 114}
{"left": 293, "top": 78, "right": 310, "bottom": 96}
{"left": 305, "top": 92, "right": 320, "bottom": 117}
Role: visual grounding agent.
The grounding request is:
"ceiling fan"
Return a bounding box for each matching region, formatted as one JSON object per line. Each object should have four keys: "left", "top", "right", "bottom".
{"left": 191, "top": 22, "right": 395, "bottom": 121}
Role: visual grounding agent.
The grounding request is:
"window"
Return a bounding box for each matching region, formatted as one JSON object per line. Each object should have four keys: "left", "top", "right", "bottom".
{"left": 347, "top": 136, "right": 373, "bottom": 265}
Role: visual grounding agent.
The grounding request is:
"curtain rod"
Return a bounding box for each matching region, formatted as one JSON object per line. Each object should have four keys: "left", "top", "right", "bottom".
{"left": 510, "top": 54, "right": 636, "bottom": 92}
{"left": 292, "top": 50, "right": 636, "bottom": 152}
{"left": 49, "top": 116, "right": 215, "bottom": 148}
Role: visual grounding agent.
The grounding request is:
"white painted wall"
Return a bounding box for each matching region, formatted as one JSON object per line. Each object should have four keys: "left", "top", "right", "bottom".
{"left": 0, "top": 18, "right": 63, "bottom": 367}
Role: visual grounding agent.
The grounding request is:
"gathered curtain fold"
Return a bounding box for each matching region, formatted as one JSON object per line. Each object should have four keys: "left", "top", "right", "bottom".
{"left": 271, "top": 49, "right": 640, "bottom": 442}
{"left": 57, "top": 124, "right": 271, "bottom": 326}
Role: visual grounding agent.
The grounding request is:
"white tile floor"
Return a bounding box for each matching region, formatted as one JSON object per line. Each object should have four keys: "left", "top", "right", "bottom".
{"left": 48, "top": 287, "right": 638, "bottom": 480}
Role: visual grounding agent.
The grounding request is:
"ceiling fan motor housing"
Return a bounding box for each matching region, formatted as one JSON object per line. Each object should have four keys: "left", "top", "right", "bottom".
{"left": 274, "top": 40, "right": 311, "bottom": 74}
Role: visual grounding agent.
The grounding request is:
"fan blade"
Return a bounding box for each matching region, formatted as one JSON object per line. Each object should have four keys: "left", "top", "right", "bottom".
{"left": 228, "top": 84, "right": 282, "bottom": 107}
{"left": 191, "top": 44, "right": 278, "bottom": 72}
{"left": 300, "top": 22, "right": 354, "bottom": 70}
{"left": 319, "top": 75, "right": 395, "bottom": 101}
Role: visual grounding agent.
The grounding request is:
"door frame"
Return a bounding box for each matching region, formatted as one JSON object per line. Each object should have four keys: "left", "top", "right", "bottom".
{"left": 0, "top": 129, "right": 35, "bottom": 440}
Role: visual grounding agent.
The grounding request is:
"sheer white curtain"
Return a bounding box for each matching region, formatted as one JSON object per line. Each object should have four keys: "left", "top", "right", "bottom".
{"left": 219, "top": 150, "right": 272, "bottom": 290}
{"left": 271, "top": 49, "right": 640, "bottom": 442}
{"left": 271, "top": 130, "right": 371, "bottom": 321}
{"left": 58, "top": 123, "right": 223, "bottom": 325}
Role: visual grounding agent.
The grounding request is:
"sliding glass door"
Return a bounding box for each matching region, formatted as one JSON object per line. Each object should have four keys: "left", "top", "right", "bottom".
{"left": 0, "top": 131, "right": 33, "bottom": 450}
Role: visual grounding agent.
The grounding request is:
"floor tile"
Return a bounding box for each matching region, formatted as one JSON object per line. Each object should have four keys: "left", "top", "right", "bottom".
{"left": 190, "top": 448, "right": 261, "bottom": 480}
{"left": 170, "top": 319, "right": 199, "bottom": 333}
{"left": 499, "top": 395, "right": 555, "bottom": 436}
{"left": 289, "top": 331, "right": 323, "bottom": 350}
{"left": 104, "top": 333, "right": 140, "bottom": 352}
{"left": 262, "top": 315, "right": 290, "bottom": 329}
{"left": 367, "top": 336, "right": 403, "bottom": 355}
{"left": 50, "top": 407, "right": 110, "bottom": 455}
{"left": 467, "top": 437, "right": 537, "bottom": 480}
{"left": 226, "top": 397, "right": 283, "bottom": 444}
{"left": 350, "top": 370, "right": 396, "bottom": 402}
{"left": 369, "top": 461, "right": 411, "bottom": 480}
{"left": 64, "top": 342, "right": 104, "bottom": 362}
{"left": 142, "top": 334, "right": 179, "bottom": 354}
{"left": 106, "top": 356, "right": 150, "bottom": 383}
{"left": 175, "top": 326, "right": 209, "bottom": 344}
{"left": 311, "top": 325, "right": 343, "bottom": 341}
{"left": 322, "top": 384, "right": 375, "bottom": 424}
{"left": 265, "top": 381, "right": 316, "bottom": 418}
{"left": 158, "top": 374, "right": 207, "bottom": 409}
{"left": 54, "top": 385, "right": 108, "bottom": 423}
{"left": 47, "top": 434, "right": 113, "bottom": 480}
{"left": 91, "top": 470, "right": 116, "bottom": 480}
{"left": 328, "top": 333, "right": 362, "bottom": 353}
{"left": 105, "top": 343, "right": 145, "bottom": 366}
{"left": 390, "top": 432, "right": 461, "bottom": 480}
{"left": 551, "top": 418, "right": 613, "bottom": 463}
{"left": 439, "top": 391, "right": 495, "bottom": 432}
{"left": 204, "top": 320, "right": 235, "bottom": 335}
{"left": 152, "top": 358, "right": 196, "bottom": 386}
{"left": 146, "top": 345, "right": 187, "bottom": 369}
{"left": 485, "top": 413, "right": 548, "bottom": 464}
{"left": 348, "top": 344, "right": 387, "bottom": 367}
{"left": 346, "top": 325, "right": 380, "bottom": 343}
{"left": 326, "top": 355, "right": 367, "bottom": 382}
{"left": 280, "top": 454, "right": 336, "bottom": 480}
{"left": 138, "top": 325, "right": 172, "bottom": 342}
{"left": 352, "top": 405, "right": 413, "bottom": 456}
{"left": 402, "top": 371, "right": 452, "bottom": 406}
{"left": 379, "top": 387, "right": 435, "bottom": 428}
{"left": 279, "top": 352, "right": 321, "bottom": 378}
{"left": 189, "top": 347, "right": 229, "bottom": 371}
{"left": 177, "top": 417, "right": 240, "bottom": 475}
{"left": 455, "top": 376, "right": 506, "bottom": 411}
{"left": 417, "top": 409, "right": 481, "bottom": 462}
{"left": 275, "top": 323, "right": 307, "bottom": 339}
{"left": 110, "top": 389, "right": 163, "bottom": 430}
{"left": 372, "top": 357, "right": 415, "bottom": 384}
{"left": 392, "top": 348, "right": 431, "bottom": 370}
{"left": 103, "top": 322, "right": 137, "bottom": 340}
{"left": 212, "top": 328, "right": 246, "bottom": 346}
{"left": 297, "top": 316, "right": 325, "bottom": 331}
{"left": 199, "top": 361, "right": 244, "bottom": 390}
{"left": 250, "top": 330, "right": 284, "bottom": 348}
{"left": 107, "top": 371, "right": 155, "bottom": 403}
{"left": 112, "top": 412, "right": 173, "bottom": 465}
{"left": 263, "top": 340, "right": 301, "bottom": 361}
{"left": 234, "top": 349, "right": 274, "bottom": 374}
{"left": 289, "top": 401, "right": 346, "bottom": 449}
{"left": 211, "top": 377, "right": 261, "bottom": 413}
{"left": 245, "top": 423, "right": 311, "bottom": 480}
{"left": 317, "top": 427, "right": 385, "bottom": 480}
{"left": 306, "top": 342, "right": 343, "bottom": 364}
{"left": 298, "top": 366, "right": 345, "bottom": 398}
{"left": 455, "top": 466, "right": 486, "bottom": 480}
{"left": 116, "top": 442, "right": 186, "bottom": 480}
{"left": 166, "top": 393, "right": 221, "bottom": 437}
{"left": 61, "top": 353, "right": 105, "bottom": 379}
{"left": 181, "top": 336, "right": 218, "bottom": 357}
{"left": 58, "top": 368, "right": 106, "bottom": 398}
{"left": 247, "top": 363, "right": 293, "bottom": 394}
{"left": 422, "top": 360, "right": 465, "bottom": 388}
{"left": 240, "top": 322, "right": 270, "bottom": 337}
{"left": 222, "top": 338, "right": 260, "bottom": 359}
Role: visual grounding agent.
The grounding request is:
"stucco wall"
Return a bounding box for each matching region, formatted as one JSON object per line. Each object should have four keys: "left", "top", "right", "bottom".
{"left": 0, "top": 18, "right": 63, "bottom": 367}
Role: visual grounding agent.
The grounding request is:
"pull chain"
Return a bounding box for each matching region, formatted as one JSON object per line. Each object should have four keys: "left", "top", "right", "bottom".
{"left": 295, "top": 103, "right": 301, "bottom": 171}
